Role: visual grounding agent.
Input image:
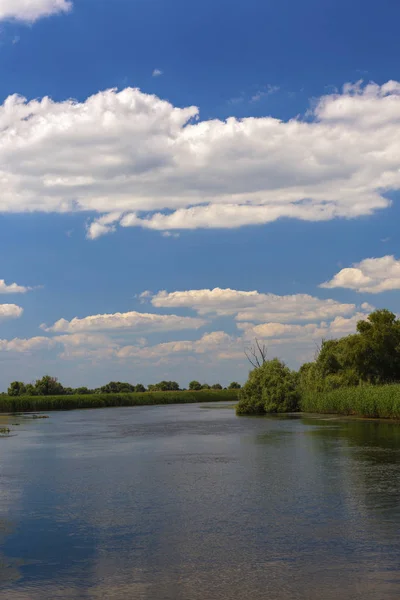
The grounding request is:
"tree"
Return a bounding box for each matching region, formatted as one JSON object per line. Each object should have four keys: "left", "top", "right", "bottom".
{"left": 228, "top": 382, "right": 241, "bottom": 389}
{"left": 148, "top": 381, "right": 180, "bottom": 392}
{"left": 35, "top": 376, "right": 65, "bottom": 396}
{"left": 211, "top": 383, "right": 222, "bottom": 390}
{"left": 309, "top": 309, "right": 400, "bottom": 387}
{"left": 201, "top": 383, "right": 211, "bottom": 389}
{"left": 25, "top": 384, "right": 37, "bottom": 396}
{"left": 236, "top": 358, "right": 300, "bottom": 415}
{"left": 189, "top": 380, "right": 202, "bottom": 391}
{"left": 135, "top": 384, "right": 146, "bottom": 393}
{"left": 8, "top": 381, "right": 26, "bottom": 397}
{"left": 100, "top": 382, "right": 135, "bottom": 393}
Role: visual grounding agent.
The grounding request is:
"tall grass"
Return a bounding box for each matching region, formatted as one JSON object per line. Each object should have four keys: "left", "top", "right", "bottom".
{"left": 301, "top": 384, "right": 400, "bottom": 419}
{"left": 0, "top": 389, "right": 239, "bottom": 413}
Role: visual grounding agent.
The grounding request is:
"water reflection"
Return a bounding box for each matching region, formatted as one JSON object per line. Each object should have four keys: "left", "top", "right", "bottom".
{"left": 0, "top": 405, "right": 399, "bottom": 599}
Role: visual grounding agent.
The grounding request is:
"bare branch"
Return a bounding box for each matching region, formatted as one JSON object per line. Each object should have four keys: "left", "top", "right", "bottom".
{"left": 244, "top": 338, "right": 268, "bottom": 368}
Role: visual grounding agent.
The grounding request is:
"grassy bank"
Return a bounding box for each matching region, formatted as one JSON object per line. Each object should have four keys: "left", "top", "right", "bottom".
{"left": 0, "top": 389, "right": 239, "bottom": 413}
{"left": 301, "top": 384, "right": 400, "bottom": 419}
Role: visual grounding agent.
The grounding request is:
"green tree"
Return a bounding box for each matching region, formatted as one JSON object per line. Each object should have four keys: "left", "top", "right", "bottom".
{"left": 310, "top": 309, "right": 400, "bottom": 388}
{"left": 237, "top": 358, "right": 300, "bottom": 415}
{"left": 228, "top": 382, "right": 241, "bottom": 389}
{"left": 135, "top": 384, "right": 146, "bottom": 393}
{"left": 148, "top": 381, "right": 180, "bottom": 392}
{"left": 211, "top": 383, "right": 222, "bottom": 390}
{"left": 8, "top": 381, "right": 26, "bottom": 396}
{"left": 35, "top": 375, "right": 65, "bottom": 396}
{"left": 25, "top": 383, "right": 37, "bottom": 396}
{"left": 100, "top": 381, "right": 135, "bottom": 393}
{"left": 189, "top": 380, "right": 202, "bottom": 391}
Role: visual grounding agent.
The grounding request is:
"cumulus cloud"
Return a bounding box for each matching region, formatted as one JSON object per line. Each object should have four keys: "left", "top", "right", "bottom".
{"left": 321, "top": 255, "right": 400, "bottom": 293}
{"left": 0, "top": 0, "right": 72, "bottom": 23}
{"left": 0, "top": 81, "right": 398, "bottom": 236}
{"left": 42, "top": 310, "right": 206, "bottom": 333}
{"left": 116, "top": 331, "right": 236, "bottom": 361}
{"left": 86, "top": 213, "right": 121, "bottom": 240}
{"left": 0, "top": 336, "right": 54, "bottom": 352}
{"left": 239, "top": 312, "right": 369, "bottom": 343}
{"left": 148, "top": 287, "right": 357, "bottom": 322}
{"left": 0, "top": 279, "right": 30, "bottom": 294}
{"left": 0, "top": 304, "right": 23, "bottom": 320}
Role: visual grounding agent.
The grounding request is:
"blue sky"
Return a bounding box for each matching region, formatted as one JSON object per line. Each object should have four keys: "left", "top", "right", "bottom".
{"left": 0, "top": 0, "right": 400, "bottom": 389}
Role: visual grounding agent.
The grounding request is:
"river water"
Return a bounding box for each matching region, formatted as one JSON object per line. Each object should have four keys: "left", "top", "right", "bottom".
{"left": 0, "top": 403, "right": 399, "bottom": 599}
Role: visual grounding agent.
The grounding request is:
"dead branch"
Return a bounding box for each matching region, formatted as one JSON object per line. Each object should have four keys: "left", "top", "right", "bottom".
{"left": 244, "top": 338, "right": 268, "bottom": 368}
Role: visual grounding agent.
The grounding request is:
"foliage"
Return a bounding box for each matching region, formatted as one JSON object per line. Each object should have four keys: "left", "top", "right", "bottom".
{"left": 236, "top": 358, "right": 300, "bottom": 415}
{"left": 228, "top": 382, "right": 241, "bottom": 389}
{"left": 302, "top": 309, "right": 400, "bottom": 391}
{"left": 8, "top": 381, "right": 26, "bottom": 396}
{"left": 0, "top": 389, "right": 240, "bottom": 413}
{"left": 100, "top": 381, "right": 136, "bottom": 394}
{"left": 147, "top": 381, "right": 180, "bottom": 392}
{"left": 35, "top": 375, "right": 65, "bottom": 396}
{"left": 238, "top": 309, "right": 400, "bottom": 417}
{"left": 189, "top": 380, "right": 202, "bottom": 391}
{"left": 211, "top": 383, "right": 223, "bottom": 390}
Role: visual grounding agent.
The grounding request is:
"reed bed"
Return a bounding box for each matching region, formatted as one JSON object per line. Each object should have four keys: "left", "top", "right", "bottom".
{"left": 301, "top": 384, "right": 400, "bottom": 419}
{"left": 0, "top": 389, "right": 239, "bottom": 413}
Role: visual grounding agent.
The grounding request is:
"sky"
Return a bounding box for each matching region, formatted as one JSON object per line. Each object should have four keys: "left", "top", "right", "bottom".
{"left": 0, "top": 0, "right": 400, "bottom": 389}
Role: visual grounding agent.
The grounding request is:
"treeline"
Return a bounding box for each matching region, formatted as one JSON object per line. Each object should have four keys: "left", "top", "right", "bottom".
{"left": 7, "top": 376, "right": 241, "bottom": 397}
{"left": 237, "top": 309, "right": 400, "bottom": 417}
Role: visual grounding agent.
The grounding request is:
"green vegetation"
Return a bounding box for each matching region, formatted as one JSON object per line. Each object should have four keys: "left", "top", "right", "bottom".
{"left": 6, "top": 376, "right": 235, "bottom": 397}
{"left": 237, "top": 359, "right": 299, "bottom": 415}
{"left": 237, "top": 309, "right": 400, "bottom": 419}
{"left": 301, "top": 385, "right": 400, "bottom": 419}
{"left": 0, "top": 389, "right": 239, "bottom": 413}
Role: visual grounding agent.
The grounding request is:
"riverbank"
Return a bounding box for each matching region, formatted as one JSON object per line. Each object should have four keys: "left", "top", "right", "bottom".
{"left": 0, "top": 389, "right": 239, "bottom": 413}
{"left": 301, "top": 384, "right": 400, "bottom": 419}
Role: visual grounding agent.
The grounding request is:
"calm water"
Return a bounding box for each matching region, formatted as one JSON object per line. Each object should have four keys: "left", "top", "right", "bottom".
{"left": 0, "top": 403, "right": 399, "bottom": 599}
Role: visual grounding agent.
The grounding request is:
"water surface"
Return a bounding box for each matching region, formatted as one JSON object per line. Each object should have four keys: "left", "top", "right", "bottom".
{"left": 0, "top": 404, "right": 399, "bottom": 599}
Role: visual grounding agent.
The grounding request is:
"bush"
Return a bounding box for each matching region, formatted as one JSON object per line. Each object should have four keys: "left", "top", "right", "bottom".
{"left": 236, "top": 358, "right": 300, "bottom": 415}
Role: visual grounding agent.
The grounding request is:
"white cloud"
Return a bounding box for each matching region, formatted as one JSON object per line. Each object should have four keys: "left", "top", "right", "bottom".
{"left": 152, "top": 69, "right": 163, "bottom": 77}
{"left": 0, "top": 336, "right": 54, "bottom": 352}
{"left": 321, "top": 255, "right": 400, "bottom": 293}
{"left": 148, "top": 288, "right": 357, "bottom": 322}
{"left": 239, "top": 312, "right": 369, "bottom": 342}
{"left": 0, "top": 0, "right": 72, "bottom": 22}
{"left": 0, "top": 304, "right": 23, "bottom": 320}
{"left": 0, "top": 81, "right": 398, "bottom": 236}
{"left": 0, "top": 279, "right": 30, "bottom": 294}
{"left": 42, "top": 310, "right": 206, "bottom": 333}
{"left": 86, "top": 212, "right": 121, "bottom": 240}
{"left": 53, "top": 333, "right": 120, "bottom": 360}
{"left": 115, "top": 331, "right": 237, "bottom": 361}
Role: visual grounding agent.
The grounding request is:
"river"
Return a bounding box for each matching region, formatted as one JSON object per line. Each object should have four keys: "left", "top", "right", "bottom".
{"left": 0, "top": 403, "right": 399, "bottom": 599}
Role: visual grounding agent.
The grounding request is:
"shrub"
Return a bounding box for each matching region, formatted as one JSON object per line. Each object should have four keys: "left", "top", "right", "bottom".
{"left": 236, "top": 358, "right": 300, "bottom": 415}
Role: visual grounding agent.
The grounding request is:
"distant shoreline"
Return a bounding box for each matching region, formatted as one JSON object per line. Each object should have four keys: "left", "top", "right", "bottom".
{"left": 0, "top": 389, "right": 240, "bottom": 413}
